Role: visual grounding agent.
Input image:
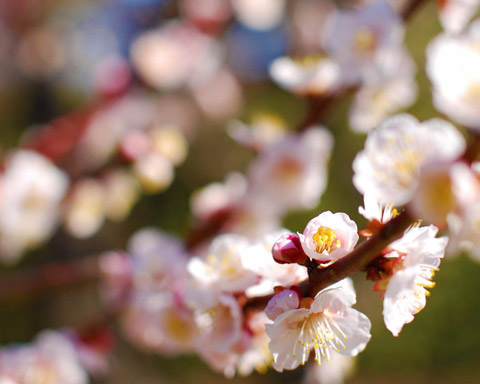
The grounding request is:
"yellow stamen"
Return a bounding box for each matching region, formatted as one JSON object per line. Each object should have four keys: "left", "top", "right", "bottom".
{"left": 312, "top": 227, "right": 341, "bottom": 254}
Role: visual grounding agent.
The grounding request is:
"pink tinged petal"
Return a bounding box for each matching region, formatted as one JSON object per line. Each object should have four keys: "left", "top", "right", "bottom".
{"left": 265, "top": 290, "right": 300, "bottom": 321}
{"left": 300, "top": 212, "right": 359, "bottom": 263}
{"left": 331, "top": 308, "right": 372, "bottom": 356}
{"left": 383, "top": 268, "right": 425, "bottom": 337}
{"left": 310, "top": 279, "right": 357, "bottom": 314}
{"left": 266, "top": 309, "right": 310, "bottom": 371}
{"left": 272, "top": 234, "right": 307, "bottom": 264}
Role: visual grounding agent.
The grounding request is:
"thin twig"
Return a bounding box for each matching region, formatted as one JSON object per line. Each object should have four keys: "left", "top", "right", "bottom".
{"left": 305, "top": 210, "right": 413, "bottom": 296}
{"left": 401, "top": 0, "right": 428, "bottom": 21}
{"left": 0, "top": 257, "right": 101, "bottom": 303}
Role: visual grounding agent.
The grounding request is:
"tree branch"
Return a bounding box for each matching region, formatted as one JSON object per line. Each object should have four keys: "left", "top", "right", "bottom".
{"left": 305, "top": 210, "right": 413, "bottom": 296}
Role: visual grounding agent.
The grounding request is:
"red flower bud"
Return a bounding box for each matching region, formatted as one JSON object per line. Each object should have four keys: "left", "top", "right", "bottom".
{"left": 272, "top": 234, "right": 308, "bottom": 265}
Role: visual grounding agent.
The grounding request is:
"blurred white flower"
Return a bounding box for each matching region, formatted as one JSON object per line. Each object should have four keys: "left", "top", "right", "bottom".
{"left": 0, "top": 331, "right": 88, "bottom": 384}
{"left": 231, "top": 0, "right": 286, "bottom": 30}
{"left": 131, "top": 21, "right": 222, "bottom": 90}
{"left": 349, "top": 49, "right": 417, "bottom": 133}
{"left": 128, "top": 228, "right": 190, "bottom": 291}
{"left": 122, "top": 291, "right": 198, "bottom": 355}
{"left": 0, "top": 150, "right": 68, "bottom": 262}
{"left": 227, "top": 112, "right": 287, "bottom": 151}
{"left": 427, "top": 22, "right": 480, "bottom": 129}
{"left": 438, "top": 0, "right": 480, "bottom": 34}
{"left": 269, "top": 55, "right": 340, "bottom": 96}
{"left": 247, "top": 126, "right": 333, "bottom": 215}
{"left": 64, "top": 179, "right": 106, "bottom": 239}
{"left": 353, "top": 114, "right": 465, "bottom": 205}
{"left": 188, "top": 234, "right": 258, "bottom": 293}
{"left": 190, "top": 172, "right": 247, "bottom": 221}
{"left": 325, "top": 1, "right": 404, "bottom": 85}
{"left": 303, "top": 353, "right": 354, "bottom": 384}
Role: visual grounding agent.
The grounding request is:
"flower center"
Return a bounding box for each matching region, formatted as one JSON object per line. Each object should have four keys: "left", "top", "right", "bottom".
{"left": 312, "top": 227, "right": 341, "bottom": 254}
{"left": 354, "top": 27, "right": 377, "bottom": 53}
{"left": 293, "top": 312, "right": 347, "bottom": 366}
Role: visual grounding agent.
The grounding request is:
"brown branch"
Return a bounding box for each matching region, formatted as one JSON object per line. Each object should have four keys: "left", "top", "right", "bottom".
{"left": 0, "top": 256, "right": 101, "bottom": 303}
{"left": 401, "top": 0, "right": 428, "bottom": 21}
{"left": 305, "top": 210, "right": 413, "bottom": 297}
{"left": 244, "top": 210, "right": 414, "bottom": 311}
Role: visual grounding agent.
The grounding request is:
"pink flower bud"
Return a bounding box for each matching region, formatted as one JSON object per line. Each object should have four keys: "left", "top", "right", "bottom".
{"left": 265, "top": 289, "right": 300, "bottom": 320}
{"left": 272, "top": 234, "right": 307, "bottom": 265}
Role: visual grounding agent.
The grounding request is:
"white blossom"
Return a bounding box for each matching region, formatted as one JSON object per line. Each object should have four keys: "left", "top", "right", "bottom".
{"left": 427, "top": 22, "right": 480, "bottom": 129}
{"left": 266, "top": 279, "right": 371, "bottom": 371}
{"left": 0, "top": 150, "right": 69, "bottom": 262}
{"left": 353, "top": 114, "right": 466, "bottom": 205}
{"left": 379, "top": 225, "right": 448, "bottom": 336}
{"left": 299, "top": 212, "right": 359, "bottom": 265}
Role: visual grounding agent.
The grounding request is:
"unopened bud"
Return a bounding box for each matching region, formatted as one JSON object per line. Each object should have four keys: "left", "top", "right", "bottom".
{"left": 272, "top": 234, "right": 308, "bottom": 264}
{"left": 265, "top": 289, "right": 300, "bottom": 320}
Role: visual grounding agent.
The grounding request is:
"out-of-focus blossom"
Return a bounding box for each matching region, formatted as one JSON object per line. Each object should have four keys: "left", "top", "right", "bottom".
{"left": 118, "top": 228, "right": 196, "bottom": 354}
{"left": 99, "top": 251, "right": 133, "bottom": 306}
{"left": 188, "top": 234, "right": 258, "bottom": 293}
{"left": 128, "top": 228, "right": 190, "bottom": 291}
{"left": 445, "top": 163, "right": 480, "bottom": 260}
{"left": 190, "top": 172, "right": 247, "bottom": 221}
{"left": 269, "top": 55, "right": 341, "bottom": 96}
{"left": 231, "top": 0, "right": 286, "bottom": 31}
{"left": 190, "top": 68, "right": 244, "bottom": 122}
{"left": 16, "top": 25, "right": 66, "bottom": 80}
{"left": 266, "top": 279, "right": 371, "bottom": 371}
{"left": 242, "top": 230, "right": 308, "bottom": 297}
{"left": 449, "top": 199, "right": 480, "bottom": 261}
{"left": 292, "top": 0, "right": 335, "bottom": 53}
{"left": 438, "top": 0, "right": 480, "bottom": 34}
{"left": 132, "top": 152, "right": 174, "bottom": 193}
{"left": 349, "top": 49, "right": 417, "bottom": 132}
{"left": 408, "top": 161, "right": 478, "bottom": 227}
{"left": 181, "top": 0, "right": 232, "bottom": 34}
{"left": 184, "top": 285, "right": 243, "bottom": 375}
{"left": 64, "top": 179, "right": 106, "bottom": 239}
{"left": 0, "top": 331, "right": 89, "bottom": 384}
{"left": 0, "top": 150, "right": 69, "bottom": 262}
{"left": 122, "top": 291, "right": 198, "bottom": 355}
{"left": 77, "top": 94, "right": 153, "bottom": 172}
{"left": 303, "top": 353, "right": 354, "bottom": 384}
{"left": 375, "top": 224, "right": 448, "bottom": 336}
{"left": 325, "top": 1, "right": 404, "bottom": 85}
{"left": 236, "top": 311, "right": 272, "bottom": 376}
{"left": 353, "top": 114, "right": 466, "bottom": 205}
{"left": 427, "top": 22, "right": 480, "bottom": 129}
{"left": 103, "top": 170, "right": 141, "bottom": 222}
{"left": 222, "top": 200, "right": 282, "bottom": 239}
{"left": 247, "top": 126, "right": 333, "bottom": 215}
{"left": 298, "top": 212, "right": 359, "bottom": 265}
{"left": 227, "top": 112, "right": 287, "bottom": 151}
{"left": 131, "top": 21, "right": 223, "bottom": 90}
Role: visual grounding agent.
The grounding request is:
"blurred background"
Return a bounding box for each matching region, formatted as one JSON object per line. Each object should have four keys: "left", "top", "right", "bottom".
{"left": 1, "top": 0, "right": 480, "bottom": 383}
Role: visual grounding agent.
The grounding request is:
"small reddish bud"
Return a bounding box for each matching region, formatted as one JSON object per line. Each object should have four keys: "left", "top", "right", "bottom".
{"left": 272, "top": 234, "right": 308, "bottom": 265}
